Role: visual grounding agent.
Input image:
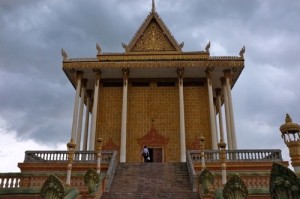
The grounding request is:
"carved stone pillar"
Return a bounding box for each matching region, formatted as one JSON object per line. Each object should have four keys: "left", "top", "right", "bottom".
{"left": 76, "top": 79, "right": 87, "bottom": 150}
{"left": 199, "top": 136, "right": 206, "bottom": 171}
{"left": 66, "top": 139, "right": 76, "bottom": 186}
{"left": 224, "top": 70, "right": 237, "bottom": 149}
{"left": 71, "top": 71, "right": 83, "bottom": 143}
{"left": 90, "top": 70, "right": 101, "bottom": 150}
{"left": 221, "top": 78, "right": 232, "bottom": 150}
{"left": 218, "top": 142, "right": 227, "bottom": 185}
{"left": 206, "top": 69, "right": 218, "bottom": 150}
{"left": 215, "top": 89, "right": 225, "bottom": 144}
{"left": 120, "top": 68, "right": 129, "bottom": 163}
{"left": 177, "top": 67, "right": 186, "bottom": 162}
{"left": 96, "top": 138, "right": 103, "bottom": 174}
{"left": 83, "top": 91, "right": 92, "bottom": 151}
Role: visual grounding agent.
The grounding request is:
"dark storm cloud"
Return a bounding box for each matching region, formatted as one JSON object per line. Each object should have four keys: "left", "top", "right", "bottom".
{"left": 0, "top": 0, "right": 300, "bottom": 158}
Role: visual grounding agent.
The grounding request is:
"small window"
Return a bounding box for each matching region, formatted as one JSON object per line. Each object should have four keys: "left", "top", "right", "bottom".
{"left": 131, "top": 82, "right": 150, "bottom": 87}
{"left": 103, "top": 82, "right": 123, "bottom": 87}
{"left": 157, "top": 82, "right": 175, "bottom": 87}
{"left": 183, "top": 81, "right": 204, "bottom": 87}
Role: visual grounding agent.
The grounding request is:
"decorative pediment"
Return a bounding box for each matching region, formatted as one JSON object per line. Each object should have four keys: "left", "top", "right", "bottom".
{"left": 137, "top": 125, "right": 169, "bottom": 146}
{"left": 124, "top": 11, "right": 182, "bottom": 53}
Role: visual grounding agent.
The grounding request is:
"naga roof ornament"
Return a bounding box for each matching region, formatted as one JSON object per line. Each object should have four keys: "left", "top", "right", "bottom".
{"left": 239, "top": 45, "right": 246, "bottom": 58}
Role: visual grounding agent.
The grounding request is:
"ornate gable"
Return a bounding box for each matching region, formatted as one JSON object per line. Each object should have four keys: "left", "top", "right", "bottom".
{"left": 123, "top": 10, "right": 183, "bottom": 53}
{"left": 137, "top": 125, "right": 169, "bottom": 147}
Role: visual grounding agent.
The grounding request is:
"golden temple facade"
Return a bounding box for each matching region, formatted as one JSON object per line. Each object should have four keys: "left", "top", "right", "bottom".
{"left": 1, "top": 2, "right": 296, "bottom": 199}
{"left": 62, "top": 4, "right": 244, "bottom": 164}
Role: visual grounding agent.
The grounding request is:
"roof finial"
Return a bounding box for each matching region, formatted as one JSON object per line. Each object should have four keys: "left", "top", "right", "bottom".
{"left": 152, "top": 0, "right": 156, "bottom": 13}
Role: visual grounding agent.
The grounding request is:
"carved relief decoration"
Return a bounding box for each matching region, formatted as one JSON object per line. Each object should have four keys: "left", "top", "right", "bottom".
{"left": 199, "top": 169, "right": 214, "bottom": 195}
{"left": 102, "top": 137, "right": 119, "bottom": 151}
{"left": 269, "top": 162, "right": 300, "bottom": 198}
{"left": 137, "top": 125, "right": 169, "bottom": 147}
{"left": 132, "top": 20, "right": 176, "bottom": 52}
{"left": 63, "top": 60, "right": 244, "bottom": 70}
{"left": 84, "top": 168, "right": 100, "bottom": 194}
{"left": 223, "top": 174, "right": 248, "bottom": 199}
{"left": 40, "top": 174, "right": 64, "bottom": 199}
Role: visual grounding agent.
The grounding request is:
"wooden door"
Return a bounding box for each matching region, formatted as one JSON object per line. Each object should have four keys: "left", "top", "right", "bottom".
{"left": 152, "top": 148, "right": 162, "bottom": 162}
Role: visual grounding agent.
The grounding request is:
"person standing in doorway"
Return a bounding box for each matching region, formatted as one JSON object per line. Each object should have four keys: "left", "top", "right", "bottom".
{"left": 141, "top": 145, "right": 150, "bottom": 162}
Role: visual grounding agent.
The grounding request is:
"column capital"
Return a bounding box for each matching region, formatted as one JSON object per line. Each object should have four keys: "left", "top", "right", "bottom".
{"left": 93, "top": 69, "right": 102, "bottom": 79}
{"left": 215, "top": 88, "right": 222, "bottom": 96}
{"left": 177, "top": 67, "right": 184, "bottom": 86}
{"left": 177, "top": 67, "right": 184, "bottom": 78}
{"left": 205, "top": 67, "right": 214, "bottom": 74}
{"left": 75, "top": 71, "right": 84, "bottom": 82}
{"left": 122, "top": 68, "right": 130, "bottom": 85}
{"left": 86, "top": 90, "right": 93, "bottom": 99}
{"left": 122, "top": 67, "right": 129, "bottom": 77}
{"left": 220, "top": 77, "right": 226, "bottom": 85}
{"left": 81, "top": 78, "right": 88, "bottom": 88}
{"left": 223, "top": 69, "right": 232, "bottom": 78}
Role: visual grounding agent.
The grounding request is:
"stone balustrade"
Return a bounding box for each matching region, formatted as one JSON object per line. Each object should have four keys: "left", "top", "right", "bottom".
{"left": 24, "top": 150, "right": 114, "bottom": 163}
{"left": 0, "top": 173, "right": 22, "bottom": 188}
{"left": 189, "top": 149, "right": 282, "bottom": 163}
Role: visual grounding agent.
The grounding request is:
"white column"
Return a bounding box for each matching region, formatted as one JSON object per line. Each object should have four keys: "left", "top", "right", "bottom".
{"left": 76, "top": 79, "right": 87, "bottom": 150}
{"left": 206, "top": 69, "right": 218, "bottom": 150}
{"left": 177, "top": 68, "right": 186, "bottom": 162}
{"left": 213, "top": 98, "right": 219, "bottom": 144}
{"left": 120, "top": 68, "right": 129, "bottom": 163}
{"left": 225, "top": 71, "right": 237, "bottom": 149}
{"left": 89, "top": 71, "right": 101, "bottom": 150}
{"left": 83, "top": 93, "right": 91, "bottom": 151}
{"left": 222, "top": 78, "right": 232, "bottom": 150}
{"left": 216, "top": 89, "right": 225, "bottom": 143}
{"left": 71, "top": 71, "right": 83, "bottom": 143}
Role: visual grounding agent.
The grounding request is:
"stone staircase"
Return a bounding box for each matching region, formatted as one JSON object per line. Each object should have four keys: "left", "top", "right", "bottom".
{"left": 101, "top": 162, "right": 199, "bottom": 199}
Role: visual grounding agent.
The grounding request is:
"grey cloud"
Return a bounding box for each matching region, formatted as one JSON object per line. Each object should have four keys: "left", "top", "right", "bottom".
{"left": 0, "top": 0, "right": 299, "bottom": 159}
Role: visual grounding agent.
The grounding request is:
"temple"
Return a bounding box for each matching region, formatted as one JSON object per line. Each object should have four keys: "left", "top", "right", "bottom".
{"left": 1, "top": 2, "right": 300, "bottom": 199}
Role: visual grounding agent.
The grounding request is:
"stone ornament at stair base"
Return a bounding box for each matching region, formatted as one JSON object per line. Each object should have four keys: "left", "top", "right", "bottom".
{"left": 84, "top": 168, "right": 100, "bottom": 195}
{"left": 199, "top": 169, "right": 214, "bottom": 196}
{"left": 269, "top": 162, "right": 300, "bottom": 199}
{"left": 214, "top": 188, "right": 224, "bottom": 199}
{"left": 222, "top": 174, "right": 248, "bottom": 199}
{"left": 40, "top": 174, "right": 64, "bottom": 199}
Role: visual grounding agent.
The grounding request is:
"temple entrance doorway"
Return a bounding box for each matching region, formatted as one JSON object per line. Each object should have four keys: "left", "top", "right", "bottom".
{"left": 148, "top": 148, "right": 163, "bottom": 162}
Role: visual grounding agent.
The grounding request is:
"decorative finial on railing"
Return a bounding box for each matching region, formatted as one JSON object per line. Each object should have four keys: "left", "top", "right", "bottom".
{"left": 205, "top": 41, "right": 211, "bottom": 53}
{"left": 152, "top": 0, "right": 156, "bottom": 13}
{"left": 239, "top": 45, "right": 246, "bottom": 58}
{"left": 61, "top": 48, "right": 68, "bottom": 61}
{"left": 96, "top": 43, "right": 102, "bottom": 55}
{"left": 279, "top": 114, "right": 300, "bottom": 176}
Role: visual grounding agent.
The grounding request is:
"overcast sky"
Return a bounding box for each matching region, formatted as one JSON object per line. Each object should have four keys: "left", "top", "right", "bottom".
{"left": 0, "top": 0, "right": 300, "bottom": 172}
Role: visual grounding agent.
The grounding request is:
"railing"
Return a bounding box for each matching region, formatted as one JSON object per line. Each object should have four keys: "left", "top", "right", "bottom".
{"left": 0, "top": 173, "right": 23, "bottom": 188}
{"left": 1, "top": 150, "right": 118, "bottom": 190}
{"left": 186, "top": 151, "right": 198, "bottom": 192}
{"left": 24, "top": 150, "right": 114, "bottom": 163}
{"left": 189, "top": 149, "right": 283, "bottom": 163}
{"left": 104, "top": 150, "right": 118, "bottom": 192}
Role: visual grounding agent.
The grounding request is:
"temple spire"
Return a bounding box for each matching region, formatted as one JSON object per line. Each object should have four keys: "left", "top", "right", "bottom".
{"left": 152, "top": 0, "right": 156, "bottom": 13}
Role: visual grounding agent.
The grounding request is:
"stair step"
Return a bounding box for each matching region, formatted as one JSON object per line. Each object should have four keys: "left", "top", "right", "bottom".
{"left": 101, "top": 163, "right": 199, "bottom": 199}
